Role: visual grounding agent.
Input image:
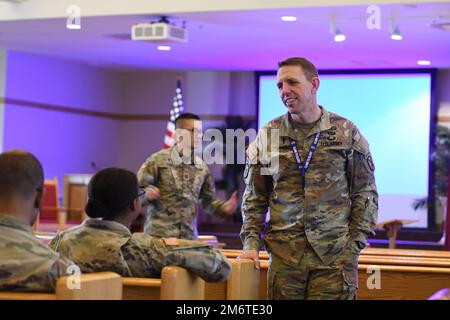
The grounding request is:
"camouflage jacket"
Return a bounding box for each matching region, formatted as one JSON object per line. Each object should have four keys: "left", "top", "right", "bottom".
{"left": 241, "top": 107, "right": 378, "bottom": 266}
{"left": 137, "top": 145, "right": 227, "bottom": 240}
{"left": 0, "top": 214, "right": 72, "bottom": 293}
{"left": 49, "top": 219, "right": 231, "bottom": 282}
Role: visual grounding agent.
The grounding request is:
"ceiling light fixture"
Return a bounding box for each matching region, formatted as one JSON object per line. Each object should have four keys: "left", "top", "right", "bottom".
{"left": 66, "top": 5, "right": 81, "bottom": 30}
{"left": 281, "top": 16, "right": 297, "bottom": 22}
{"left": 66, "top": 23, "right": 81, "bottom": 30}
{"left": 330, "top": 17, "right": 346, "bottom": 42}
{"left": 157, "top": 45, "right": 171, "bottom": 51}
{"left": 417, "top": 60, "right": 431, "bottom": 66}
{"left": 390, "top": 17, "right": 402, "bottom": 40}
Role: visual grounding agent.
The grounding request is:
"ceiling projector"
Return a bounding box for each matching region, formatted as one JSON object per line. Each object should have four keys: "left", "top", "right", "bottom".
{"left": 131, "top": 18, "right": 188, "bottom": 43}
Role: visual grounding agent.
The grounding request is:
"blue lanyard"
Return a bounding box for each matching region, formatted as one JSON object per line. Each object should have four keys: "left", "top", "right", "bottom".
{"left": 289, "top": 132, "right": 321, "bottom": 189}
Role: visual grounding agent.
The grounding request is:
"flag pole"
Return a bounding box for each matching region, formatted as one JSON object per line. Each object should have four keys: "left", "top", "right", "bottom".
{"left": 163, "top": 77, "right": 185, "bottom": 149}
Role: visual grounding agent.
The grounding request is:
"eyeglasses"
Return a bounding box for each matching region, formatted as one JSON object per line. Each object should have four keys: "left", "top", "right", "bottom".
{"left": 136, "top": 188, "right": 146, "bottom": 199}
{"left": 178, "top": 127, "right": 202, "bottom": 135}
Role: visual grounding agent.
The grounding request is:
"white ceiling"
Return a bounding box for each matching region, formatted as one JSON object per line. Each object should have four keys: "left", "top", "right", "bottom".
{"left": 0, "top": 1, "right": 449, "bottom": 70}
{"left": 2, "top": 0, "right": 448, "bottom": 21}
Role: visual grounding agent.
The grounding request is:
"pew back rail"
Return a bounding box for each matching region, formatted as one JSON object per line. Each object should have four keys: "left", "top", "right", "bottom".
{"left": 0, "top": 272, "right": 122, "bottom": 300}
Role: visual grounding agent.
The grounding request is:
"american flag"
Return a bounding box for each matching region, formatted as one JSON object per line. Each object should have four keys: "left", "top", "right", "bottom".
{"left": 163, "top": 79, "right": 184, "bottom": 149}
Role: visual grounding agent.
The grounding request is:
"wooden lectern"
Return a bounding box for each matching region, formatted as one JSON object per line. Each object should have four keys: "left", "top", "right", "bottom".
{"left": 63, "top": 174, "right": 93, "bottom": 221}
{"left": 375, "top": 219, "right": 419, "bottom": 248}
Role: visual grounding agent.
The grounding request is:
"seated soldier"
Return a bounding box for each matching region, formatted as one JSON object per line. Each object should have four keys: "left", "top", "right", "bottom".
{"left": 49, "top": 167, "right": 231, "bottom": 282}
{"left": 0, "top": 150, "right": 72, "bottom": 292}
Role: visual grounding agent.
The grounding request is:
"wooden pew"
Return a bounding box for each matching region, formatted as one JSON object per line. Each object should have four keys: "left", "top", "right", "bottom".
{"left": 221, "top": 249, "right": 269, "bottom": 260}
{"left": 358, "top": 255, "right": 450, "bottom": 268}
{"left": 257, "top": 260, "right": 450, "bottom": 300}
{"left": 362, "top": 247, "right": 450, "bottom": 259}
{"left": 259, "top": 260, "right": 269, "bottom": 300}
{"left": 198, "top": 235, "right": 226, "bottom": 249}
{"left": 122, "top": 266, "right": 205, "bottom": 300}
{"left": 226, "top": 259, "right": 259, "bottom": 300}
{"left": 204, "top": 258, "right": 259, "bottom": 300}
{"left": 122, "top": 259, "right": 259, "bottom": 300}
{"left": 39, "top": 178, "right": 67, "bottom": 231}
{"left": 222, "top": 248, "right": 450, "bottom": 261}
{"left": 63, "top": 173, "right": 92, "bottom": 221}
{"left": 0, "top": 272, "right": 122, "bottom": 300}
{"left": 225, "top": 248, "right": 450, "bottom": 299}
{"left": 358, "top": 264, "right": 450, "bottom": 300}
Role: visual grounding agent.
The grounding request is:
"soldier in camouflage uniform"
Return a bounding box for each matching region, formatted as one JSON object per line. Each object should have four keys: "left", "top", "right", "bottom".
{"left": 0, "top": 150, "right": 72, "bottom": 293}
{"left": 50, "top": 167, "right": 231, "bottom": 282}
{"left": 239, "top": 57, "right": 378, "bottom": 299}
{"left": 138, "top": 113, "right": 238, "bottom": 240}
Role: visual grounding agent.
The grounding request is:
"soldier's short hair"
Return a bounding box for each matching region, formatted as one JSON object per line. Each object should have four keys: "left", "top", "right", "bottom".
{"left": 278, "top": 57, "right": 319, "bottom": 82}
{"left": 0, "top": 150, "right": 44, "bottom": 199}
{"left": 175, "top": 113, "right": 200, "bottom": 128}
{"left": 85, "top": 167, "right": 140, "bottom": 220}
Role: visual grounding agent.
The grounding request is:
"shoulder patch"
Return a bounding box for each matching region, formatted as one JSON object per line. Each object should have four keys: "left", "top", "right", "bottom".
{"left": 366, "top": 153, "right": 375, "bottom": 172}
{"left": 244, "top": 156, "right": 250, "bottom": 179}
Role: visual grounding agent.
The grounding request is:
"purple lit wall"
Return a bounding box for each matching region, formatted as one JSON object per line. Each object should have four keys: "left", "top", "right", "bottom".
{"left": 117, "top": 70, "right": 188, "bottom": 172}
{"left": 117, "top": 70, "right": 256, "bottom": 172}
{"left": 437, "top": 69, "right": 450, "bottom": 130}
{"left": 3, "top": 51, "right": 122, "bottom": 191}
{"left": 1, "top": 51, "right": 256, "bottom": 199}
{"left": 2, "top": 49, "right": 450, "bottom": 229}
{"left": 0, "top": 49, "right": 6, "bottom": 152}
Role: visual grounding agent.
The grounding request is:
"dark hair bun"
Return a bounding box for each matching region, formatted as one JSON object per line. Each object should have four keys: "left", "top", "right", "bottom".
{"left": 86, "top": 167, "right": 139, "bottom": 220}
{"left": 85, "top": 198, "right": 109, "bottom": 218}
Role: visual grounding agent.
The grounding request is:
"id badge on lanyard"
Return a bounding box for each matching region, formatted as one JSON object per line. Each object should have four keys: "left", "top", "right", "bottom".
{"left": 289, "top": 132, "right": 321, "bottom": 190}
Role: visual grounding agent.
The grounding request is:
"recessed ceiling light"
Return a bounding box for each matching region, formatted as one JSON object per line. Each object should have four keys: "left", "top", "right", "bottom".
{"left": 330, "top": 18, "right": 345, "bottom": 42}
{"left": 390, "top": 27, "right": 402, "bottom": 40}
{"left": 66, "top": 24, "right": 81, "bottom": 30}
{"left": 391, "top": 33, "right": 402, "bottom": 40}
{"left": 417, "top": 60, "right": 431, "bottom": 66}
{"left": 281, "top": 16, "right": 297, "bottom": 22}
{"left": 390, "top": 17, "right": 402, "bottom": 41}
{"left": 334, "top": 29, "right": 346, "bottom": 42}
{"left": 157, "top": 45, "right": 171, "bottom": 51}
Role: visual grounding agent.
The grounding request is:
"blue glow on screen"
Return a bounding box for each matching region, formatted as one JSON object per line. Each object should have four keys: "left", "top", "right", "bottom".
{"left": 258, "top": 73, "right": 431, "bottom": 228}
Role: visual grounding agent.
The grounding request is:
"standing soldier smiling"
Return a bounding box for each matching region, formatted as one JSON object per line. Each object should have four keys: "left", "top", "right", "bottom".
{"left": 239, "top": 57, "right": 378, "bottom": 300}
